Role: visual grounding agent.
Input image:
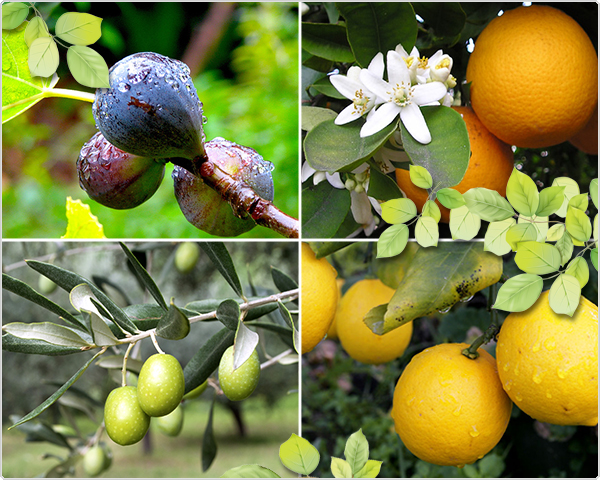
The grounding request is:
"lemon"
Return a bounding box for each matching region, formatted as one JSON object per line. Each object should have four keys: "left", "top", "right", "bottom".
{"left": 496, "top": 291, "right": 598, "bottom": 426}
{"left": 301, "top": 243, "right": 338, "bottom": 353}
{"left": 391, "top": 343, "right": 512, "bottom": 467}
{"left": 337, "top": 279, "right": 412, "bottom": 364}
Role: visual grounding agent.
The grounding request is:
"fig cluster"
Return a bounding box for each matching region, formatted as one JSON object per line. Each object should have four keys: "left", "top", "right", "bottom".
{"left": 78, "top": 52, "right": 274, "bottom": 236}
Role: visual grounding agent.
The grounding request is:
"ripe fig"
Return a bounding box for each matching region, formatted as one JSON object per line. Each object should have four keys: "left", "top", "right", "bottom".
{"left": 218, "top": 346, "right": 260, "bottom": 401}
{"left": 172, "top": 137, "right": 274, "bottom": 237}
{"left": 174, "top": 242, "right": 200, "bottom": 274}
{"left": 77, "top": 132, "right": 166, "bottom": 209}
{"left": 137, "top": 354, "right": 185, "bottom": 417}
{"left": 104, "top": 386, "right": 150, "bottom": 446}
{"left": 155, "top": 404, "right": 184, "bottom": 437}
{"left": 92, "top": 52, "right": 205, "bottom": 160}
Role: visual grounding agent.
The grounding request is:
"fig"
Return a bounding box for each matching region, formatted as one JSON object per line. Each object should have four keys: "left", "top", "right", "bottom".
{"left": 172, "top": 137, "right": 274, "bottom": 237}
{"left": 92, "top": 52, "right": 205, "bottom": 160}
{"left": 104, "top": 386, "right": 150, "bottom": 446}
{"left": 137, "top": 354, "right": 185, "bottom": 417}
{"left": 77, "top": 132, "right": 166, "bottom": 209}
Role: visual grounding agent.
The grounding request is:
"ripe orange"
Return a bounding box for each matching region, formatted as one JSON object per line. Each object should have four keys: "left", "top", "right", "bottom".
{"left": 395, "top": 106, "right": 514, "bottom": 223}
{"left": 466, "top": 5, "right": 598, "bottom": 148}
{"left": 569, "top": 104, "right": 598, "bottom": 155}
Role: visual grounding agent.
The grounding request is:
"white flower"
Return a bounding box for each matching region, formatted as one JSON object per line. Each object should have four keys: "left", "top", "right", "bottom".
{"left": 329, "top": 53, "right": 385, "bottom": 125}
{"left": 348, "top": 191, "right": 381, "bottom": 237}
{"left": 301, "top": 161, "right": 344, "bottom": 188}
{"left": 394, "top": 45, "right": 422, "bottom": 84}
{"left": 428, "top": 49, "right": 453, "bottom": 84}
{"left": 359, "top": 50, "right": 447, "bottom": 143}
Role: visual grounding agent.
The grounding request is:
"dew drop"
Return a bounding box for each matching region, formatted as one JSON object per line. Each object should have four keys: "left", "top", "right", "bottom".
{"left": 469, "top": 426, "right": 480, "bottom": 438}
{"left": 502, "top": 362, "right": 510, "bottom": 372}
{"left": 557, "top": 368, "right": 567, "bottom": 379}
{"left": 117, "top": 82, "right": 131, "bottom": 93}
{"left": 460, "top": 295, "right": 475, "bottom": 303}
{"left": 546, "top": 391, "right": 552, "bottom": 399}
{"left": 532, "top": 367, "right": 543, "bottom": 384}
{"left": 504, "top": 381, "right": 512, "bottom": 391}
{"left": 406, "top": 397, "right": 415, "bottom": 407}
{"left": 515, "top": 392, "right": 523, "bottom": 402}
{"left": 532, "top": 342, "right": 541, "bottom": 353}
{"left": 202, "top": 115, "right": 208, "bottom": 125}
{"left": 438, "top": 306, "right": 451, "bottom": 314}
{"left": 453, "top": 405, "right": 462, "bottom": 417}
{"left": 544, "top": 338, "right": 556, "bottom": 351}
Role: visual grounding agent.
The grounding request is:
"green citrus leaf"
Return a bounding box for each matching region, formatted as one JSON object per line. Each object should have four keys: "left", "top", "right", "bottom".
{"left": 28, "top": 36, "right": 59, "bottom": 78}
{"left": 61, "top": 197, "right": 105, "bottom": 239}
{"left": 591, "top": 248, "right": 598, "bottom": 271}
{"left": 483, "top": 218, "right": 516, "bottom": 256}
{"left": 518, "top": 214, "right": 548, "bottom": 242}
{"left": 594, "top": 214, "right": 598, "bottom": 242}
{"left": 551, "top": 177, "right": 580, "bottom": 217}
{"left": 156, "top": 299, "right": 190, "bottom": 340}
{"left": 302, "top": 182, "right": 351, "bottom": 238}
{"left": 24, "top": 16, "right": 50, "bottom": 47}
{"left": 354, "top": 459, "right": 383, "bottom": 478}
{"left": 463, "top": 188, "right": 515, "bottom": 222}
{"left": 514, "top": 241, "right": 561, "bottom": 275}
{"left": 564, "top": 256, "right": 589, "bottom": 289}
{"left": 367, "top": 164, "right": 402, "bottom": 201}
{"left": 590, "top": 179, "right": 598, "bottom": 209}
{"left": 568, "top": 193, "right": 589, "bottom": 212}
{"left": 344, "top": 429, "right": 369, "bottom": 475}
{"left": 2, "top": 322, "right": 91, "bottom": 347}
{"left": 279, "top": 434, "right": 320, "bottom": 476}
{"left": 436, "top": 188, "right": 465, "bottom": 209}
{"left": 55, "top": 12, "right": 102, "bottom": 45}
{"left": 493, "top": 274, "right": 543, "bottom": 312}
{"left": 376, "top": 223, "right": 409, "bottom": 258}
{"left": 301, "top": 22, "right": 354, "bottom": 63}
{"left": 449, "top": 205, "right": 481, "bottom": 240}
{"left": 66, "top": 45, "right": 109, "bottom": 88}
{"left": 555, "top": 228, "right": 574, "bottom": 266}
{"left": 409, "top": 164, "right": 433, "bottom": 189}
{"left": 220, "top": 465, "right": 281, "bottom": 478}
{"left": 549, "top": 274, "right": 581, "bottom": 317}
{"left": 536, "top": 186, "right": 566, "bottom": 217}
{"left": 505, "top": 222, "right": 538, "bottom": 252}
{"left": 301, "top": 106, "right": 338, "bottom": 132}
{"left": 565, "top": 206, "right": 592, "bottom": 242}
{"left": 331, "top": 457, "right": 353, "bottom": 478}
{"left": 422, "top": 200, "right": 441, "bottom": 222}
{"left": 2, "top": 2, "right": 29, "bottom": 30}
{"left": 506, "top": 168, "right": 539, "bottom": 216}
{"left": 415, "top": 215, "right": 439, "bottom": 247}
{"left": 381, "top": 198, "right": 417, "bottom": 224}
{"left": 546, "top": 223, "right": 566, "bottom": 242}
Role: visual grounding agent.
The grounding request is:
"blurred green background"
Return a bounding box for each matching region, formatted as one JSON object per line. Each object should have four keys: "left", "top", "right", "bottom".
{"left": 2, "top": 2, "right": 299, "bottom": 239}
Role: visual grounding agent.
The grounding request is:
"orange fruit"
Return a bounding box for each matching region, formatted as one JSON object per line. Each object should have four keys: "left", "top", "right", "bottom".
{"left": 395, "top": 106, "right": 514, "bottom": 223}
{"left": 569, "top": 104, "right": 598, "bottom": 155}
{"left": 466, "top": 5, "right": 598, "bottom": 148}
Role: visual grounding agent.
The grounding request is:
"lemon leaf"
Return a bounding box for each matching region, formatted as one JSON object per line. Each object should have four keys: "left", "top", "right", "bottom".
{"left": 551, "top": 177, "right": 579, "bottom": 217}
{"left": 344, "top": 429, "right": 369, "bottom": 475}
{"left": 536, "top": 185, "right": 566, "bottom": 217}
{"left": 554, "top": 229, "right": 574, "bottom": 267}
{"left": 568, "top": 193, "right": 589, "bottom": 212}
{"left": 2, "top": 2, "right": 29, "bottom": 30}
{"left": 24, "top": 16, "right": 50, "bottom": 47}
{"left": 436, "top": 188, "right": 465, "bottom": 209}
{"left": 55, "top": 12, "right": 102, "bottom": 45}
{"left": 376, "top": 223, "right": 409, "bottom": 259}
{"left": 549, "top": 274, "right": 581, "bottom": 317}
{"left": 505, "top": 222, "right": 538, "bottom": 252}
{"left": 546, "top": 223, "right": 566, "bottom": 242}
{"left": 565, "top": 206, "right": 592, "bottom": 242}
{"left": 28, "top": 36, "right": 59, "bottom": 78}
{"left": 493, "top": 274, "right": 543, "bottom": 312}
{"left": 415, "top": 215, "right": 438, "bottom": 247}
{"left": 409, "top": 164, "right": 433, "bottom": 189}
{"left": 463, "top": 187, "right": 515, "bottom": 222}
{"left": 422, "top": 200, "right": 441, "bottom": 222}
{"left": 590, "top": 178, "right": 598, "bottom": 209}
{"left": 354, "top": 460, "right": 383, "bottom": 478}
{"left": 62, "top": 197, "right": 105, "bottom": 239}
{"left": 564, "top": 257, "right": 589, "bottom": 289}
{"left": 514, "top": 241, "right": 561, "bottom": 275}
{"left": 484, "top": 218, "right": 515, "bottom": 256}
{"left": 449, "top": 205, "right": 480, "bottom": 240}
{"left": 591, "top": 248, "right": 598, "bottom": 271}
{"left": 381, "top": 198, "right": 417, "bottom": 224}
{"left": 506, "top": 168, "right": 539, "bottom": 216}
{"left": 279, "top": 434, "right": 320, "bottom": 476}
{"left": 517, "top": 214, "right": 548, "bottom": 242}
{"left": 66, "top": 45, "right": 109, "bottom": 88}
{"left": 220, "top": 465, "right": 281, "bottom": 478}
{"left": 331, "top": 457, "right": 353, "bottom": 478}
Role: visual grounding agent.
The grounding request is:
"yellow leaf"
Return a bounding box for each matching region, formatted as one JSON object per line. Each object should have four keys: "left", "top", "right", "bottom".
{"left": 62, "top": 197, "right": 105, "bottom": 239}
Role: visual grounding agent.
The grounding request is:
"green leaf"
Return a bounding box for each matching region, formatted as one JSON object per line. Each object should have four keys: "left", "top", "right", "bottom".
{"left": 199, "top": 243, "right": 243, "bottom": 298}
{"left": 381, "top": 198, "right": 417, "bottom": 224}
{"left": 412, "top": 3, "right": 466, "bottom": 38}
{"left": 2, "top": 3, "right": 29, "bottom": 29}
{"left": 311, "top": 75, "right": 347, "bottom": 99}
{"left": 354, "top": 459, "right": 383, "bottom": 478}
{"left": 549, "top": 274, "right": 581, "bottom": 317}
{"left": 302, "top": 182, "right": 352, "bottom": 238}
{"left": 66, "top": 45, "right": 110, "bottom": 88}
{"left": 301, "top": 23, "right": 354, "bottom": 63}
{"left": 568, "top": 193, "right": 589, "bottom": 212}
{"left": 369, "top": 242, "right": 502, "bottom": 333}
{"left": 546, "top": 223, "right": 566, "bottom": 242}
{"left": 463, "top": 188, "right": 515, "bottom": 222}
{"left": 2, "top": 333, "right": 82, "bottom": 356}
{"left": 590, "top": 179, "right": 598, "bottom": 209}
{"left": 202, "top": 397, "right": 218, "bottom": 472}
{"left": 304, "top": 118, "right": 397, "bottom": 172}
{"left": 555, "top": 228, "right": 574, "bottom": 266}
{"left": 220, "top": 465, "right": 281, "bottom": 478}
{"left": 506, "top": 168, "right": 539, "bottom": 216}
{"left": 233, "top": 321, "right": 259, "bottom": 370}
{"left": 344, "top": 429, "right": 369, "bottom": 475}
{"left": 331, "top": 457, "right": 353, "bottom": 478}
{"left": 400, "top": 106, "right": 470, "bottom": 189}
{"left": 483, "top": 218, "right": 516, "bottom": 256}
{"left": 449, "top": 205, "right": 481, "bottom": 240}
{"left": 28, "top": 36, "right": 59, "bottom": 78}
{"left": 505, "top": 222, "right": 538, "bottom": 252}
{"left": 514, "top": 241, "right": 561, "bottom": 275}
{"left": 409, "top": 164, "right": 433, "bottom": 189}
{"left": 301, "top": 106, "right": 338, "bottom": 132}
{"left": 271, "top": 266, "right": 298, "bottom": 293}
{"left": 591, "top": 248, "right": 598, "bottom": 271}
{"left": 155, "top": 299, "right": 190, "bottom": 340}
{"left": 85, "top": 311, "right": 119, "bottom": 346}
{"left": 55, "top": 12, "right": 102, "bottom": 45}
{"left": 564, "top": 256, "right": 589, "bottom": 289}
{"left": 24, "top": 16, "right": 50, "bottom": 47}
{"left": 518, "top": 214, "right": 548, "bottom": 242}
{"left": 551, "top": 177, "right": 580, "bottom": 217}
{"left": 95, "top": 354, "right": 143, "bottom": 373}
{"left": 337, "top": 3, "right": 417, "bottom": 67}
{"left": 376, "top": 223, "right": 409, "bottom": 259}
{"left": 594, "top": 214, "right": 598, "bottom": 242}
{"left": 493, "top": 274, "right": 543, "bottom": 312}
{"left": 436, "top": 188, "right": 465, "bottom": 209}
{"left": 422, "top": 200, "right": 441, "bottom": 222}
{"left": 62, "top": 197, "right": 105, "bottom": 239}
{"left": 368, "top": 164, "right": 402, "bottom": 201}
{"left": 216, "top": 299, "right": 241, "bottom": 330}
{"left": 183, "top": 328, "right": 234, "bottom": 394}
{"left": 12, "top": 419, "right": 71, "bottom": 449}
{"left": 415, "top": 216, "right": 439, "bottom": 247}
{"left": 565, "top": 206, "right": 592, "bottom": 242}
{"left": 3, "top": 322, "right": 91, "bottom": 347}
{"left": 119, "top": 242, "right": 167, "bottom": 311}
{"left": 9, "top": 349, "right": 104, "bottom": 429}
{"left": 279, "top": 433, "right": 320, "bottom": 476}
{"left": 536, "top": 186, "right": 566, "bottom": 217}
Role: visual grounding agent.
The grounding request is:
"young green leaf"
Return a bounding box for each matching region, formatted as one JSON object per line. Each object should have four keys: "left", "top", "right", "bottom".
{"left": 463, "top": 188, "right": 515, "bottom": 222}
{"left": 594, "top": 214, "right": 598, "bottom": 242}
{"left": 377, "top": 223, "right": 409, "bottom": 258}
{"left": 549, "top": 274, "right": 581, "bottom": 316}
{"left": 220, "top": 465, "right": 281, "bottom": 478}
{"left": 24, "top": 16, "right": 50, "bottom": 46}
{"left": 302, "top": 182, "right": 351, "bottom": 238}
{"left": 546, "top": 223, "right": 566, "bottom": 242}
{"left": 505, "top": 222, "right": 538, "bottom": 252}
{"left": 62, "top": 197, "right": 105, "bottom": 239}
{"left": 2, "top": 2, "right": 29, "bottom": 30}
{"left": 331, "top": 457, "right": 353, "bottom": 478}
{"left": 568, "top": 193, "right": 589, "bottom": 212}
{"left": 66, "top": 45, "right": 110, "bottom": 88}
{"left": 381, "top": 198, "right": 417, "bottom": 224}
{"left": 355, "top": 459, "right": 383, "bottom": 478}
{"left": 493, "top": 274, "right": 543, "bottom": 312}
{"left": 96, "top": 354, "right": 143, "bottom": 373}
{"left": 28, "top": 36, "right": 59, "bottom": 78}
{"left": 514, "top": 241, "right": 561, "bottom": 275}
{"left": 344, "top": 429, "right": 369, "bottom": 475}
{"left": 85, "top": 311, "right": 119, "bottom": 346}
{"left": 555, "top": 228, "right": 574, "bottom": 266}
{"left": 536, "top": 186, "right": 566, "bottom": 217}
{"left": 202, "top": 397, "right": 218, "bottom": 472}
{"left": 436, "top": 188, "right": 465, "bottom": 209}
{"left": 591, "top": 248, "right": 598, "bottom": 271}
{"left": 565, "top": 206, "right": 592, "bottom": 242}
{"left": 233, "top": 322, "right": 259, "bottom": 370}
{"left": 422, "top": 200, "right": 441, "bottom": 222}
{"left": 517, "top": 214, "right": 548, "bottom": 242}
{"left": 216, "top": 299, "right": 241, "bottom": 330}
{"left": 506, "top": 168, "right": 539, "bottom": 216}
{"left": 2, "top": 334, "right": 83, "bottom": 356}
{"left": 3, "top": 322, "right": 91, "bottom": 348}
{"left": 590, "top": 179, "right": 598, "bottom": 209}
{"left": 564, "top": 256, "right": 590, "bottom": 289}
{"left": 483, "top": 218, "right": 515, "bottom": 256}
{"left": 279, "top": 434, "right": 320, "bottom": 476}
{"left": 409, "top": 164, "right": 433, "bottom": 189}
{"left": 55, "top": 12, "right": 102, "bottom": 45}
{"left": 449, "top": 205, "right": 481, "bottom": 240}
{"left": 155, "top": 299, "right": 190, "bottom": 340}
{"left": 415, "top": 215, "right": 439, "bottom": 247}
{"left": 199, "top": 243, "right": 244, "bottom": 298}
{"left": 551, "top": 177, "right": 580, "bottom": 217}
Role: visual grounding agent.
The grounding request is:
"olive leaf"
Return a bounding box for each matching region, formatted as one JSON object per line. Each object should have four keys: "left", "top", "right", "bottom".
{"left": 216, "top": 299, "right": 242, "bottom": 330}
{"left": 233, "top": 321, "right": 259, "bottom": 371}
{"left": 54, "top": 12, "right": 102, "bottom": 45}
{"left": 10, "top": 418, "right": 71, "bottom": 449}
{"left": 155, "top": 299, "right": 190, "bottom": 340}
{"left": 66, "top": 45, "right": 110, "bottom": 88}
{"left": 199, "top": 243, "right": 244, "bottom": 298}
{"left": 493, "top": 274, "right": 543, "bottom": 312}
{"left": 28, "top": 36, "right": 59, "bottom": 78}
{"left": 3, "top": 322, "right": 91, "bottom": 348}
{"left": 96, "top": 354, "right": 143, "bottom": 373}
{"left": 2, "top": 334, "right": 83, "bottom": 356}
{"left": 271, "top": 267, "right": 298, "bottom": 294}
{"left": 202, "top": 396, "right": 218, "bottom": 472}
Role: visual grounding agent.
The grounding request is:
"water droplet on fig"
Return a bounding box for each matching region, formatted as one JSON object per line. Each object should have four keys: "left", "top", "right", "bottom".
{"left": 118, "top": 82, "right": 131, "bottom": 93}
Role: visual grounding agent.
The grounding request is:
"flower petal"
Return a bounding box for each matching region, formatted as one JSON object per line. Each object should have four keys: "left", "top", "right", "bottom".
{"left": 350, "top": 191, "right": 373, "bottom": 225}
{"left": 359, "top": 69, "right": 391, "bottom": 101}
{"left": 369, "top": 195, "right": 382, "bottom": 215}
{"left": 330, "top": 74, "right": 364, "bottom": 100}
{"left": 360, "top": 102, "right": 400, "bottom": 137}
{"left": 335, "top": 104, "right": 363, "bottom": 125}
{"left": 326, "top": 172, "right": 345, "bottom": 189}
{"left": 367, "top": 52, "right": 385, "bottom": 78}
{"left": 301, "top": 161, "right": 316, "bottom": 182}
{"left": 412, "top": 82, "right": 447, "bottom": 105}
{"left": 387, "top": 50, "right": 411, "bottom": 86}
{"left": 400, "top": 103, "right": 431, "bottom": 144}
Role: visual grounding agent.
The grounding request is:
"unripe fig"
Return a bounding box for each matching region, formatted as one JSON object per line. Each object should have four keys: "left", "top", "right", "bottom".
{"left": 183, "top": 379, "right": 208, "bottom": 400}
{"left": 104, "top": 386, "right": 150, "bottom": 446}
{"left": 93, "top": 52, "right": 205, "bottom": 160}
{"left": 82, "top": 445, "right": 108, "bottom": 477}
{"left": 155, "top": 404, "right": 184, "bottom": 437}
{"left": 218, "top": 346, "right": 260, "bottom": 401}
{"left": 137, "top": 354, "right": 185, "bottom": 417}
{"left": 172, "top": 137, "right": 274, "bottom": 237}
{"left": 77, "top": 132, "right": 166, "bottom": 209}
{"left": 175, "top": 242, "right": 200, "bottom": 274}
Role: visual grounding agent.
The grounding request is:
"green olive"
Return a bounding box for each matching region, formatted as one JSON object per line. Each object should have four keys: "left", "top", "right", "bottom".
{"left": 175, "top": 242, "right": 200, "bottom": 274}
{"left": 38, "top": 275, "right": 57, "bottom": 295}
{"left": 155, "top": 404, "right": 184, "bottom": 437}
{"left": 104, "top": 386, "right": 150, "bottom": 446}
{"left": 82, "top": 445, "right": 107, "bottom": 477}
{"left": 183, "top": 379, "right": 208, "bottom": 401}
{"left": 137, "top": 354, "right": 185, "bottom": 417}
{"left": 218, "top": 346, "right": 260, "bottom": 401}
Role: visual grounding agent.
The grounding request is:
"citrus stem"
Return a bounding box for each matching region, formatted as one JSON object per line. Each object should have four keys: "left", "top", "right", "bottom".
{"left": 462, "top": 283, "right": 499, "bottom": 359}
